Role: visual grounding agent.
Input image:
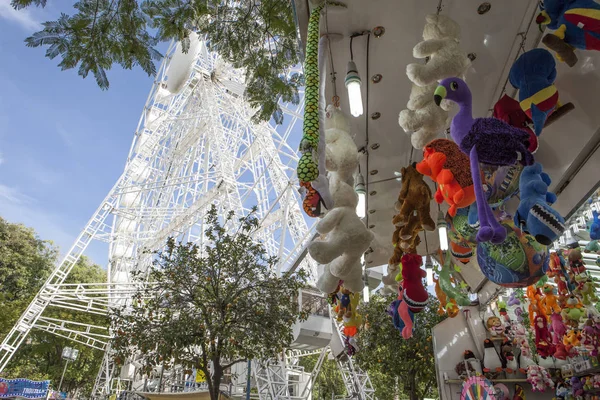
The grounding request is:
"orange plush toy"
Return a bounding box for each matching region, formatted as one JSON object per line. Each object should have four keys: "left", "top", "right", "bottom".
{"left": 416, "top": 139, "right": 475, "bottom": 216}
{"left": 527, "top": 285, "right": 547, "bottom": 326}
{"left": 540, "top": 283, "right": 561, "bottom": 315}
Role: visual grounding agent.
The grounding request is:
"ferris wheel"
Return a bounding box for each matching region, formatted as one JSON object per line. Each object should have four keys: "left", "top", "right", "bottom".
{"left": 0, "top": 33, "right": 318, "bottom": 397}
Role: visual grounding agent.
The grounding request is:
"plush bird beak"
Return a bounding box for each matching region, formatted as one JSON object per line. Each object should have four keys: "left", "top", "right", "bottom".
{"left": 536, "top": 11, "right": 550, "bottom": 25}
{"left": 434, "top": 85, "right": 446, "bottom": 106}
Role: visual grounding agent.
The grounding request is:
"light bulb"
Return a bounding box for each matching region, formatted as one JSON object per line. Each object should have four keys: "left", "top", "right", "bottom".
{"left": 437, "top": 214, "right": 448, "bottom": 251}
{"left": 355, "top": 173, "right": 366, "bottom": 218}
{"left": 362, "top": 255, "right": 369, "bottom": 302}
{"left": 345, "top": 61, "right": 363, "bottom": 117}
{"left": 356, "top": 193, "right": 366, "bottom": 218}
{"left": 363, "top": 285, "right": 370, "bottom": 303}
{"left": 426, "top": 268, "right": 434, "bottom": 286}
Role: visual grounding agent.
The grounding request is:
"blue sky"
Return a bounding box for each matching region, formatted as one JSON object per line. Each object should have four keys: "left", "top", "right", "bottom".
{"left": 0, "top": 0, "right": 155, "bottom": 265}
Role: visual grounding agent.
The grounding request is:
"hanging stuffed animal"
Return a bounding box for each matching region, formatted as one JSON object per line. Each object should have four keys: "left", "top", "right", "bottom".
{"left": 297, "top": 1, "right": 345, "bottom": 184}
{"left": 437, "top": 250, "right": 471, "bottom": 306}
{"left": 399, "top": 83, "right": 450, "bottom": 149}
{"left": 299, "top": 181, "right": 325, "bottom": 218}
{"left": 569, "top": 247, "right": 586, "bottom": 275}
{"left": 324, "top": 105, "right": 359, "bottom": 184}
{"left": 493, "top": 94, "right": 538, "bottom": 153}
{"left": 548, "top": 252, "right": 571, "bottom": 298}
{"left": 514, "top": 163, "right": 565, "bottom": 245}
{"left": 534, "top": 315, "right": 555, "bottom": 358}
{"left": 434, "top": 77, "right": 534, "bottom": 244}
{"left": 416, "top": 138, "right": 475, "bottom": 216}
{"left": 541, "top": 283, "right": 562, "bottom": 315}
{"left": 562, "top": 295, "right": 585, "bottom": 328}
{"left": 591, "top": 210, "right": 600, "bottom": 240}
{"left": 397, "top": 253, "right": 429, "bottom": 339}
{"left": 310, "top": 173, "right": 373, "bottom": 293}
{"left": 406, "top": 14, "right": 470, "bottom": 87}
{"left": 574, "top": 274, "right": 598, "bottom": 305}
{"left": 395, "top": 164, "right": 436, "bottom": 231}
{"left": 508, "top": 48, "right": 574, "bottom": 137}
{"left": 537, "top": 0, "right": 600, "bottom": 67}
{"left": 550, "top": 312, "right": 568, "bottom": 345}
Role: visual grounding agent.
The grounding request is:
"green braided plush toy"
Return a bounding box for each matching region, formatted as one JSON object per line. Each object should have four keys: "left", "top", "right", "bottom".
{"left": 297, "top": 1, "right": 345, "bottom": 183}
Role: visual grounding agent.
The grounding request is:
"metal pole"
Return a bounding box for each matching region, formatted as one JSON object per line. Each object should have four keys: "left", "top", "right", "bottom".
{"left": 245, "top": 360, "right": 251, "bottom": 400}
{"left": 58, "top": 359, "right": 70, "bottom": 393}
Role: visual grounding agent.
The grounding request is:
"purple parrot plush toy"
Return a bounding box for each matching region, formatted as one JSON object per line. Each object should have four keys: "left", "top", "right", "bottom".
{"left": 434, "top": 77, "right": 534, "bottom": 244}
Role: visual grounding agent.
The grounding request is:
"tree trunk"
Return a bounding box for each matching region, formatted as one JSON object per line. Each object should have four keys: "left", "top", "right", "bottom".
{"left": 209, "top": 363, "right": 223, "bottom": 400}
{"left": 409, "top": 372, "right": 418, "bottom": 400}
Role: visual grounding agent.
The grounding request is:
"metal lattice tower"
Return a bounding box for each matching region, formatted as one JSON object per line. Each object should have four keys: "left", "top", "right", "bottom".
{"left": 0, "top": 37, "right": 318, "bottom": 394}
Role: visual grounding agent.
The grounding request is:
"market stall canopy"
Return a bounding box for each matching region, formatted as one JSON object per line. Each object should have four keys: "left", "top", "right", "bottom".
{"left": 292, "top": 0, "right": 600, "bottom": 268}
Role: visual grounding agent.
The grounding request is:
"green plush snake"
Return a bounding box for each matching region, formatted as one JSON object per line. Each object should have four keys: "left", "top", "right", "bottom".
{"left": 297, "top": 1, "right": 345, "bottom": 183}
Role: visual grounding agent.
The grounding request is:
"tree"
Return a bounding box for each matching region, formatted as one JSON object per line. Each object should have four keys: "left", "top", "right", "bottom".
{"left": 0, "top": 217, "right": 58, "bottom": 339}
{"left": 298, "top": 353, "right": 345, "bottom": 400}
{"left": 355, "top": 295, "right": 446, "bottom": 400}
{"left": 2, "top": 256, "right": 109, "bottom": 397}
{"left": 110, "top": 205, "right": 308, "bottom": 400}
{"left": 0, "top": 216, "right": 108, "bottom": 396}
{"left": 15, "top": 0, "right": 302, "bottom": 124}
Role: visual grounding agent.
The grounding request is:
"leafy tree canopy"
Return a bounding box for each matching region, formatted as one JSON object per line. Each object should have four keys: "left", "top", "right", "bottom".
{"left": 111, "top": 205, "right": 308, "bottom": 400}
{"left": 0, "top": 216, "right": 107, "bottom": 397}
{"left": 0, "top": 217, "right": 58, "bottom": 339}
{"left": 355, "top": 294, "right": 446, "bottom": 400}
{"left": 17, "top": 0, "right": 303, "bottom": 124}
{"left": 298, "top": 353, "right": 345, "bottom": 400}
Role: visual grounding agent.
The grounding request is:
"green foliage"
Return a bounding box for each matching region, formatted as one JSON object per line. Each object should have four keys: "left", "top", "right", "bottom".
{"left": 0, "top": 217, "right": 58, "bottom": 339}
{"left": 111, "top": 205, "right": 308, "bottom": 400}
{"left": 0, "top": 225, "right": 107, "bottom": 399}
{"left": 18, "top": 0, "right": 302, "bottom": 124}
{"left": 298, "top": 353, "right": 345, "bottom": 399}
{"left": 355, "top": 295, "right": 446, "bottom": 400}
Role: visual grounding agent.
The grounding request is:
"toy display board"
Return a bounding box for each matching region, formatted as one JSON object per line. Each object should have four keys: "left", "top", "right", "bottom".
{"left": 433, "top": 246, "right": 600, "bottom": 400}
{"left": 433, "top": 305, "right": 550, "bottom": 400}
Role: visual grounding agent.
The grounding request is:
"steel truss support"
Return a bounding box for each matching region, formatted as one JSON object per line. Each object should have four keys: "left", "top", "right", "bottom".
{"left": 336, "top": 355, "right": 376, "bottom": 400}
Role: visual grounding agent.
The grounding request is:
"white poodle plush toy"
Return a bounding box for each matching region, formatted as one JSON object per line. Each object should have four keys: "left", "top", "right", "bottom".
{"left": 406, "top": 14, "right": 471, "bottom": 87}
{"left": 310, "top": 173, "right": 374, "bottom": 293}
{"left": 399, "top": 13, "right": 470, "bottom": 149}
{"left": 398, "top": 83, "right": 451, "bottom": 149}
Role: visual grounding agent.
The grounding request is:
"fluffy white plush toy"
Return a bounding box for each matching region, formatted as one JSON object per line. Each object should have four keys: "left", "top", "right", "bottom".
{"left": 406, "top": 14, "right": 470, "bottom": 87}
{"left": 316, "top": 264, "right": 340, "bottom": 294}
{"left": 398, "top": 83, "right": 450, "bottom": 149}
{"left": 382, "top": 263, "right": 399, "bottom": 286}
{"left": 308, "top": 173, "right": 374, "bottom": 270}
{"left": 324, "top": 105, "right": 359, "bottom": 184}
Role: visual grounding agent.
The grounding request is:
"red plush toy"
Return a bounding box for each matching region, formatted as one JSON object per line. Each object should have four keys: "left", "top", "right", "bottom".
{"left": 401, "top": 253, "right": 429, "bottom": 313}
{"left": 493, "top": 94, "right": 538, "bottom": 153}
{"left": 534, "top": 315, "right": 555, "bottom": 358}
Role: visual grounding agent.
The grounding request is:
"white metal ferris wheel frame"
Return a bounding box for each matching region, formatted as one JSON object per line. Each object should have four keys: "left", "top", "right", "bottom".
{"left": 0, "top": 38, "right": 318, "bottom": 379}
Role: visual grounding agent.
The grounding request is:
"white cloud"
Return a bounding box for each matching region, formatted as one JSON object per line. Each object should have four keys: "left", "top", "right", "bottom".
{"left": 0, "top": 0, "right": 42, "bottom": 31}
{"left": 0, "top": 183, "right": 33, "bottom": 204}
{"left": 56, "top": 123, "right": 76, "bottom": 151}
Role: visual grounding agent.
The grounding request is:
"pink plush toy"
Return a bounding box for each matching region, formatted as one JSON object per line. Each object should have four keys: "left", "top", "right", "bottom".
{"left": 550, "top": 312, "right": 567, "bottom": 345}
{"left": 397, "top": 286, "right": 414, "bottom": 339}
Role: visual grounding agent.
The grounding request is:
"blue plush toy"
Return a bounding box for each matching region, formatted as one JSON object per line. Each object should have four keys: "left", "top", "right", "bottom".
{"left": 590, "top": 210, "right": 600, "bottom": 240}
{"left": 387, "top": 299, "right": 414, "bottom": 332}
{"left": 509, "top": 49, "right": 560, "bottom": 137}
{"left": 514, "top": 163, "right": 566, "bottom": 245}
{"left": 537, "top": 0, "right": 600, "bottom": 66}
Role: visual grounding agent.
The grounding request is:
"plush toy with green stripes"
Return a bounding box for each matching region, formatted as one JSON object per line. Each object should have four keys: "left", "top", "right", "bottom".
{"left": 297, "top": 1, "right": 346, "bottom": 184}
